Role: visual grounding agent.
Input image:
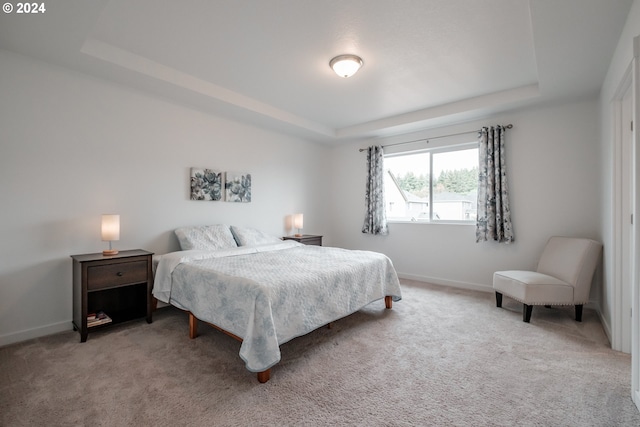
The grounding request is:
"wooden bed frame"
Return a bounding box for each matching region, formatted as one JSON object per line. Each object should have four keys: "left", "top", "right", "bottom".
{"left": 188, "top": 295, "right": 394, "bottom": 383}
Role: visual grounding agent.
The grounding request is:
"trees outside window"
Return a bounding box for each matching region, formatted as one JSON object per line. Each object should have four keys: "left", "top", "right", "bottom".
{"left": 384, "top": 144, "right": 478, "bottom": 222}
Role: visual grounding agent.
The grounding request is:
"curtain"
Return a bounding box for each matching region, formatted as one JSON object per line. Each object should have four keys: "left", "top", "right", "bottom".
{"left": 476, "top": 126, "right": 514, "bottom": 243}
{"left": 362, "top": 145, "right": 388, "bottom": 235}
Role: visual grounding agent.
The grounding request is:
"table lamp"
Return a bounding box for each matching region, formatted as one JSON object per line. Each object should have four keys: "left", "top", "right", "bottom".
{"left": 101, "top": 214, "right": 120, "bottom": 255}
{"left": 294, "top": 213, "right": 303, "bottom": 237}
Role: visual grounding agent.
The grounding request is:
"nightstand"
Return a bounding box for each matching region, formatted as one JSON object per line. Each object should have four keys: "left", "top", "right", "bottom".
{"left": 71, "top": 249, "right": 153, "bottom": 342}
{"left": 283, "top": 234, "right": 323, "bottom": 246}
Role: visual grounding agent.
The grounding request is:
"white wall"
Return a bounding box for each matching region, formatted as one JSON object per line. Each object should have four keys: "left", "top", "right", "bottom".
{"left": 328, "top": 100, "right": 602, "bottom": 293}
{"left": 0, "top": 50, "right": 330, "bottom": 345}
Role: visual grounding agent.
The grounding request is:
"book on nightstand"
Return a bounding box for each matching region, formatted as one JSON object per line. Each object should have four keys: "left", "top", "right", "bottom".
{"left": 87, "top": 311, "right": 112, "bottom": 327}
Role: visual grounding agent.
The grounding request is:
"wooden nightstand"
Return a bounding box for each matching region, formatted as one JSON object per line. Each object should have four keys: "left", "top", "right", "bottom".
{"left": 283, "top": 234, "right": 323, "bottom": 246}
{"left": 71, "top": 249, "right": 153, "bottom": 342}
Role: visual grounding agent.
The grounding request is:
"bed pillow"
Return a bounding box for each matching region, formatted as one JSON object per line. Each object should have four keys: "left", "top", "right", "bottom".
{"left": 174, "top": 224, "right": 238, "bottom": 251}
{"left": 230, "top": 225, "right": 282, "bottom": 246}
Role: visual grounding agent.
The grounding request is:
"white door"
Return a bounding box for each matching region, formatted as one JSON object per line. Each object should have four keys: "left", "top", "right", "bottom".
{"left": 632, "top": 37, "right": 640, "bottom": 411}
{"left": 614, "top": 67, "right": 634, "bottom": 355}
{"left": 622, "top": 82, "right": 633, "bottom": 354}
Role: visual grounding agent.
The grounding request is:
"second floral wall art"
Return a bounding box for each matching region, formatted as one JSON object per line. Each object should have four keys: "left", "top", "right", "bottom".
{"left": 225, "top": 171, "right": 252, "bottom": 203}
{"left": 190, "top": 168, "right": 251, "bottom": 203}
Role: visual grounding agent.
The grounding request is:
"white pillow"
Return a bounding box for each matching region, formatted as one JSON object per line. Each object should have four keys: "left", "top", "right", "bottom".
{"left": 230, "top": 226, "right": 282, "bottom": 246}
{"left": 174, "top": 225, "right": 238, "bottom": 251}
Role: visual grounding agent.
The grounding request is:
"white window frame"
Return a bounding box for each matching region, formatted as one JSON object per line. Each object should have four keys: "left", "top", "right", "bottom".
{"left": 384, "top": 141, "right": 478, "bottom": 225}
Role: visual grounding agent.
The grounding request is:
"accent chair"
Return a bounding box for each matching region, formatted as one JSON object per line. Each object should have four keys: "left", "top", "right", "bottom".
{"left": 493, "top": 236, "right": 602, "bottom": 323}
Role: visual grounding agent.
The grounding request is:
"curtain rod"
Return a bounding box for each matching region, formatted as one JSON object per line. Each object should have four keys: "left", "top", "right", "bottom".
{"left": 358, "top": 124, "right": 513, "bottom": 152}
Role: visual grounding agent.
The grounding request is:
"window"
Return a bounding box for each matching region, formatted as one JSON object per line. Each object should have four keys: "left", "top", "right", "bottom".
{"left": 384, "top": 143, "right": 478, "bottom": 222}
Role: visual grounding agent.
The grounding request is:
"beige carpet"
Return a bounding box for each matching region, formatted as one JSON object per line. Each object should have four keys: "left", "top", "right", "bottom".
{"left": 1, "top": 280, "right": 639, "bottom": 426}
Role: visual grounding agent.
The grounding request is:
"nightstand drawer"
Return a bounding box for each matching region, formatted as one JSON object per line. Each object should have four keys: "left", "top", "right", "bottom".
{"left": 87, "top": 260, "right": 148, "bottom": 291}
{"left": 283, "top": 235, "right": 323, "bottom": 246}
{"left": 300, "top": 236, "right": 322, "bottom": 246}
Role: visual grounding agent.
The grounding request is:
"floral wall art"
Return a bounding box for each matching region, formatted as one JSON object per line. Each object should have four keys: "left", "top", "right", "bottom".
{"left": 190, "top": 168, "right": 252, "bottom": 202}
{"left": 225, "top": 171, "right": 252, "bottom": 203}
{"left": 190, "top": 168, "right": 222, "bottom": 201}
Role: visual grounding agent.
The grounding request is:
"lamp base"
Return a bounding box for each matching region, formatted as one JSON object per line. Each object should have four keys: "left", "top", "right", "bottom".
{"left": 294, "top": 234, "right": 303, "bottom": 237}
{"left": 103, "top": 249, "right": 119, "bottom": 256}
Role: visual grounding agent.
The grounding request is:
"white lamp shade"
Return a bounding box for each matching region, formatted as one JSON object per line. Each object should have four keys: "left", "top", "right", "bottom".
{"left": 330, "top": 55, "right": 363, "bottom": 78}
{"left": 101, "top": 214, "right": 120, "bottom": 241}
{"left": 293, "top": 213, "right": 304, "bottom": 229}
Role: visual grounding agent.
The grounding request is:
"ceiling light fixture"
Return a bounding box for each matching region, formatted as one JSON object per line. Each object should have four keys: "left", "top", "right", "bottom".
{"left": 330, "top": 54, "right": 363, "bottom": 78}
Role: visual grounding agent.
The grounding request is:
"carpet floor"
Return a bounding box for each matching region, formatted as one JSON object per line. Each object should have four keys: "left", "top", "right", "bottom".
{"left": 1, "top": 279, "right": 639, "bottom": 426}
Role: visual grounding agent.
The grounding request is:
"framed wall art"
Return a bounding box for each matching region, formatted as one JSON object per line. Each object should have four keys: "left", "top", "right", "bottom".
{"left": 225, "top": 171, "right": 251, "bottom": 203}
{"left": 190, "top": 168, "right": 223, "bottom": 201}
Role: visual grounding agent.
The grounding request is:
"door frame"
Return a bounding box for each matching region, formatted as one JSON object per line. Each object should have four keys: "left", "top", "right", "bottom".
{"left": 612, "top": 60, "right": 633, "bottom": 354}
{"left": 632, "top": 35, "right": 640, "bottom": 412}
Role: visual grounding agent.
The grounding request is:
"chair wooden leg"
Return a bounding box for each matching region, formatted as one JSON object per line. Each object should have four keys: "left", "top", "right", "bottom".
{"left": 523, "top": 304, "right": 533, "bottom": 323}
{"left": 495, "top": 292, "right": 503, "bottom": 308}
{"left": 575, "top": 304, "right": 583, "bottom": 322}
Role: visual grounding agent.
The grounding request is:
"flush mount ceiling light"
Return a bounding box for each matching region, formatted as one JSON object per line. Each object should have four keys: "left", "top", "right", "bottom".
{"left": 329, "top": 54, "right": 363, "bottom": 78}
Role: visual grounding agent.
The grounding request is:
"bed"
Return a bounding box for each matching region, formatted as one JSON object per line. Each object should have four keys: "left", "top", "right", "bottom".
{"left": 153, "top": 225, "right": 402, "bottom": 383}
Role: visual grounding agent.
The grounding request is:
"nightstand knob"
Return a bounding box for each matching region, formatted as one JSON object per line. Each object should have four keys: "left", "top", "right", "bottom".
{"left": 116, "top": 272, "right": 123, "bottom": 277}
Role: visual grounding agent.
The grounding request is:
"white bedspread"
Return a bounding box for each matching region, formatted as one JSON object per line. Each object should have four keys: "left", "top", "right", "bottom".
{"left": 153, "top": 242, "right": 402, "bottom": 372}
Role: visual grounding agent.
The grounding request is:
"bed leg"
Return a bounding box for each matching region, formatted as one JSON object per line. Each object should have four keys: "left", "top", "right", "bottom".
{"left": 257, "top": 369, "right": 271, "bottom": 383}
{"left": 385, "top": 296, "right": 393, "bottom": 309}
{"left": 189, "top": 312, "right": 198, "bottom": 339}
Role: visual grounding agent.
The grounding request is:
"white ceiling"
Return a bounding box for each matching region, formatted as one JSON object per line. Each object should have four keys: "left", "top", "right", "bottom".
{"left": 0, "top": 0, "right": 633, "bottom": 144}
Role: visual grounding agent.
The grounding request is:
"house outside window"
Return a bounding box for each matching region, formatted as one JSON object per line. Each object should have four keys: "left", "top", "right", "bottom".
{"left": 384, "top": 143, "right": 478, "bottom": 223}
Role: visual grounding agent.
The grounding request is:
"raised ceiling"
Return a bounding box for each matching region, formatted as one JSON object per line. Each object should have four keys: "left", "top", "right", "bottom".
{"left": 0, "top": 0, "right": 633, "bottom": 143}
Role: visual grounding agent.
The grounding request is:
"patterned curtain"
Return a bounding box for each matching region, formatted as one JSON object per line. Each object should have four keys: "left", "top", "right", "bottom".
{"left": 476, "top": 126, "right": 514, "bottom": 243}
{"left": 362, "top": 146, "right": 388, "bottom": 235}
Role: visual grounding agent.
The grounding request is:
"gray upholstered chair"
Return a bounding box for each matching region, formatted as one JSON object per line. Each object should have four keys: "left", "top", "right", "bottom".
{"left": 493, "top": 236, "right": 602, "bottom": 323}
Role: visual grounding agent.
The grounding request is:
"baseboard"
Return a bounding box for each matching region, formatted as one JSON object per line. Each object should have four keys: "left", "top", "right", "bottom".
{"left": 594, "top": 302, "right": 613, "bottom": 347}
{"left": 0, "top": 320, "right": 73, "bottom": 348}
{"left": 397, "top": 272, "right": 493, "bottom": 293}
